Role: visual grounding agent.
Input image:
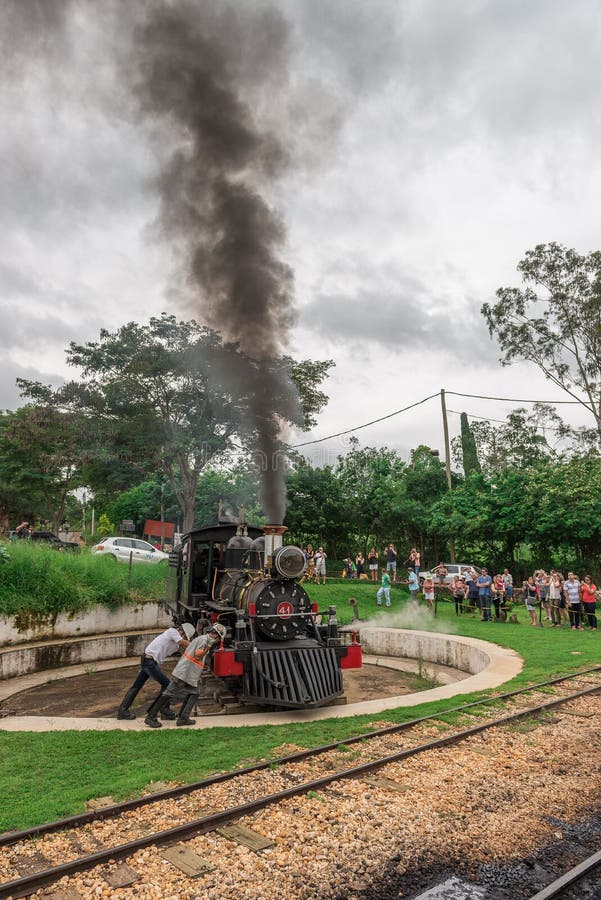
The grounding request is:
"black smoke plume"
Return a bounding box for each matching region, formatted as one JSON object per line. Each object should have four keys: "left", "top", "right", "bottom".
{"left": 132, "top": 2, "right": 299, "bottom": 523}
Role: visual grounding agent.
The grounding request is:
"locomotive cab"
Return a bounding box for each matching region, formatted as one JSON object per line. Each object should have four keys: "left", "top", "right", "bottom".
{"left": 166, "top": 524, "right": 263, "bottom": 618}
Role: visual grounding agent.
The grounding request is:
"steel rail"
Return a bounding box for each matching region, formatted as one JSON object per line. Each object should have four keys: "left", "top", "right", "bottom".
{"left": 1, "top": 666, "right": 600, "bottom": 850}
{"left": 528, "top": 848, "right": 601, "bottom": 899}
{"left": 1, "top": 680, "right": 600, "bottom": 900}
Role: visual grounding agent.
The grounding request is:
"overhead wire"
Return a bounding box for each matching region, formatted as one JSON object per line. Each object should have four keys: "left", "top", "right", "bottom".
{"left": 290, "top": 392, "right": 440, "bottom": 448}
{"left": 291, "top": 389, "right": 589, "bottom": 449}
{"left": 446, "top": 390, "right": 583, "bottom": 405}
{"left": 446, "top": 408, "right": 568, "bottom": 432}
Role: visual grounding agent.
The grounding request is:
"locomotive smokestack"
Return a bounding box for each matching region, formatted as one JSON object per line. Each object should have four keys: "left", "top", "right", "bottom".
{"left": 131, "top": 1, "right": 299, "bottom": 524}
{"left": 263, "top": 524, "right": 288, "bottom": 561}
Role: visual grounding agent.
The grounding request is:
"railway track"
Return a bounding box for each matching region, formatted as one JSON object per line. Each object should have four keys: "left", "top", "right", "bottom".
{"left": 1, "top": 667, "right": 600, "bottom": 899}
{"left": 527, "top": 848, "right": 601, "bottom": 899}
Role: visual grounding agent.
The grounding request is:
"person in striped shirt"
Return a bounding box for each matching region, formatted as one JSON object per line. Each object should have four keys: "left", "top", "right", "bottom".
{"left": 563, "top": 572, "right": 583, "bottom": 630}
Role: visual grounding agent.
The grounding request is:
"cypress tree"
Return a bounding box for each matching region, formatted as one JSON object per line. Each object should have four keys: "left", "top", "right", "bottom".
{"left": 460, "top": 412, "right": 481, "bottom": 476}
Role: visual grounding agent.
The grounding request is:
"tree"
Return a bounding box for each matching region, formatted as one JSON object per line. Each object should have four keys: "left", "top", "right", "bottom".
{"left": 482, "top": 242, "right": 601, "bottom": 440}
{"left": 0, "top": 403, "right": 86, "bottom": 533}
{"left": 19, "top": 315, "right": 332, "bottom": 532}
{"left": 105, "top": 480, "right": 179, "bottom": 537}
{"left": 95, "top": 514, "right": 115, "bottom": 539}
{"left": 284, "top": 458, "right": 346, "bottom": 556}
{"left": 452, "top": 405, "right": 559, "bottom": 477}
{"left": 459, "top": 412, "right": 481, "bottom": 476}
{"left": 526, "top": 456, "right": 601, "bottom": 565}
{"left": 401, "top": 445, "right": 449, "bottom": 563}
{"left": 334, "top": 441, "right": 406, "bottom": 550}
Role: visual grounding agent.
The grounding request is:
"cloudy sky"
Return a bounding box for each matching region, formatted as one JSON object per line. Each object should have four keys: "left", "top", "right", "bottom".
{"left": 2, "top": 0, "right": 600, "bottom": 466}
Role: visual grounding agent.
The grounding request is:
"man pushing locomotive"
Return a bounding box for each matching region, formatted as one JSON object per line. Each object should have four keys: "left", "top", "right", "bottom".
{"left": 144, "top": 622, "right": 227, "bottom": 727}
{"left": 116, "top": 621, "right": 196, "bottom": 720}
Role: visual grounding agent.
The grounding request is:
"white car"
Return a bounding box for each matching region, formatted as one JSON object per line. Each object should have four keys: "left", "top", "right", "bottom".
{"left": 419, "top": 563, "right": 481, "bottom": 585}
{"left": 91, "top": 537, "right": 169, "bottom": 564}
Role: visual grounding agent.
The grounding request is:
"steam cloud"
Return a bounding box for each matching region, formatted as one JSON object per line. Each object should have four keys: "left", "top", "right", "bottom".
{"left": 133, "top": 2, "right": 299, "bottom": 523}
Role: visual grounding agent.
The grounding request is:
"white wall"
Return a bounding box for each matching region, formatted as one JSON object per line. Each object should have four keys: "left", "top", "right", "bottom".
{"left": 0, "top": 602, "right": 171, "bottom": 646}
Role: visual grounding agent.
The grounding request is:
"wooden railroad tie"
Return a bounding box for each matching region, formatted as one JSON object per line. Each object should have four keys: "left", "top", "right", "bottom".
{"left": 40, "top": 889, "right": 83, "bottom": 900}
{"left": 101, "top": 863, "right": 139, "bottom": 888}
{"left": 162, "top": 844, "right": 215, "bottom": 877}
{"left": 217, "top": 824, "right": 275, "bottom": 851}
{"left": 12, "top": 850, "right": 52, "bottom": 877}
{"left": 361, "top": 776, "right": 411, "bottom": 793}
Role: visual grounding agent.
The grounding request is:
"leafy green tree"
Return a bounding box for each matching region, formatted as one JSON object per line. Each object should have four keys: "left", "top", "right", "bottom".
{"left": 334, "top": 441, "right": 406, "bottom": 551}
{"left": 482, "top": 242, "right": 601, "bottom": 440}
{"left": 401, "top": 445, "right": 449, "bottom": 564}
{"left": 105, "top": 480, "right": 179, "bottom": 536}
{"left": 452, "top": 405, "right": 559, "bottom": 477}
{"left": 0, "top": 404, "right": 86, "bottom": 533}
{"left": 526, "top": 456, "right": 601, "bottom": 566}
{"left": 284, "top": 458, "right": 346, "bottom": 556}
{"left": 193, "top": 467, "right": 263, "bottom": 528}
{"left": 19, "top": 315, "right": 332, "bottom": 532}
{"left": 95, "top": 514, "right": 115, "bottom": 539}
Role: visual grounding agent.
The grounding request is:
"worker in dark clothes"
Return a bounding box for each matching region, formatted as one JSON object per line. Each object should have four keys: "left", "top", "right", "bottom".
{"left": 116, "top": 622, "right": 195, "bottom": 720}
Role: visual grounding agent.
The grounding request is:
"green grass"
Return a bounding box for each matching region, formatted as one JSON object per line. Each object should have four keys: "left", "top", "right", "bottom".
{"left": 0, "top": 578, "right": 599, "bottom": 832}
{"left": 0, "top": 542, "right": 165, "bottom": 620}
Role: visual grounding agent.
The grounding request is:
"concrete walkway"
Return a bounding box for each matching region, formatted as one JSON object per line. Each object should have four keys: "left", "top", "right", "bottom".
{"left": 0, "top": 630, "right": 523, "bottom": 732}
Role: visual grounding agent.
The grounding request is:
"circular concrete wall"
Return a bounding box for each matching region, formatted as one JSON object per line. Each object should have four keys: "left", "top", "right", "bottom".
{"left": 0, "top": 626, "right": 523, "bottom": 732}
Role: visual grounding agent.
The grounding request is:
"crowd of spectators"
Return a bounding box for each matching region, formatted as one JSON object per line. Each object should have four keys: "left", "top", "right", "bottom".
{"left": 448, "top": 568, "right": 597, "bottom": 630}
{"left": 302, "top": 544, "right": 598, "bottom": 630}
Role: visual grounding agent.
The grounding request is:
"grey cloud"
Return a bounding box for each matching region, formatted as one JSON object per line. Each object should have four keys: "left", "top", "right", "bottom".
{"left": 0, "top": 2, "right": 153, "bottom": 238}
{"left": 0, "top": 262, "right": 42, "bottom": 300}
{"left": 286, "top": 0, "right": 402, "bottom": 94}
{"left": 396, "top": 0, "right": 601, "bottom": 150}
{"left": 0, "top": 357, "right": 65, "bottom": 412}
{"left": 0, "top": 302, "right": 81, "bottom": 353}
{"left": 301, "top": 269, "right": 490, "bottom": 360}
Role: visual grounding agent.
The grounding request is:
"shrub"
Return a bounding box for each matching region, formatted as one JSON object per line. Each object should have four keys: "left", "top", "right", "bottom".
{"left": 0, "top": 543, "right": 165, "bottom": 619}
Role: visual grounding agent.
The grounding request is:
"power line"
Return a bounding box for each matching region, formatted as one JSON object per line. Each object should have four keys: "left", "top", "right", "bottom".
{"left": 291, "top": 388, "right": 589, "bottom": 450}
{"left": 447, "top": 408, "right": 568, "bottom": 432}
{"left": 446, "top": 390, "right": 583, "bottom": 405}
{"left": 290, "top": 392, "right": 440, "bottom": 448}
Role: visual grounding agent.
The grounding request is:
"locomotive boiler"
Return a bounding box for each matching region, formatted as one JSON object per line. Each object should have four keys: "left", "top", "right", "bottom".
{"left": 165, "top": 516, "right": 362, "bottom": 709}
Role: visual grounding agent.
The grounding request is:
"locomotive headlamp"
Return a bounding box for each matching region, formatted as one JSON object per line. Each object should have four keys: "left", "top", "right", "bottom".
{"left": 274, "top": 545, "right": 306, "bottom": 579}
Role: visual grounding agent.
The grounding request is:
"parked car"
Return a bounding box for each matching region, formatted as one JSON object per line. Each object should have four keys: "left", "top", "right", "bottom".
{"left": 91, "top": 536, "right": 169, "bottom": 564}
{"left": 419, "top": 563, "right": 481, "bottom": 585}
{"left": 8, "top": 530, "right": 80, "bottom": 550}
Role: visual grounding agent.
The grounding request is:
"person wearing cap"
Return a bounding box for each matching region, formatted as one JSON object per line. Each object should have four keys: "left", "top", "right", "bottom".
{"left": 314, "top": 546, "right": 327, "bottom": 584}
{"left": 144, "top": 623, "right": 227, "bottom": 728}
{"left": 116, "top": 622, "right": 195, "bottom": 720}
{"left": 406, "top": 566, "right": 420, "bottom": 607}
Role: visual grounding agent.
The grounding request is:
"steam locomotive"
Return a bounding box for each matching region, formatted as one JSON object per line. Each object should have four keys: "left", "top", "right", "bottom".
{"left": 165, "top": 515, "right": 362, "bottom": 709}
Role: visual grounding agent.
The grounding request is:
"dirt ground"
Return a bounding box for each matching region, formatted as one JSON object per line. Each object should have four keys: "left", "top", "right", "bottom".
{"left": 1, "top": 662, "right": 425, "bottom": 718}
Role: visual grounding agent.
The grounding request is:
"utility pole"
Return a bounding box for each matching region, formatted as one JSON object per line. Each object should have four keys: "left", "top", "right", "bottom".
{"left": 440, "top": 388, "right": 456, "bottom": 563}
{"left": 160, "top": 481, "right": 165, "bottom": 551}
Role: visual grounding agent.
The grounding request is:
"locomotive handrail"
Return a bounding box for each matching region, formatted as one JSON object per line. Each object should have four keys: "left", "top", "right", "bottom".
{"left": 251, "top": 610, "right": 314, "bottom": 618}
